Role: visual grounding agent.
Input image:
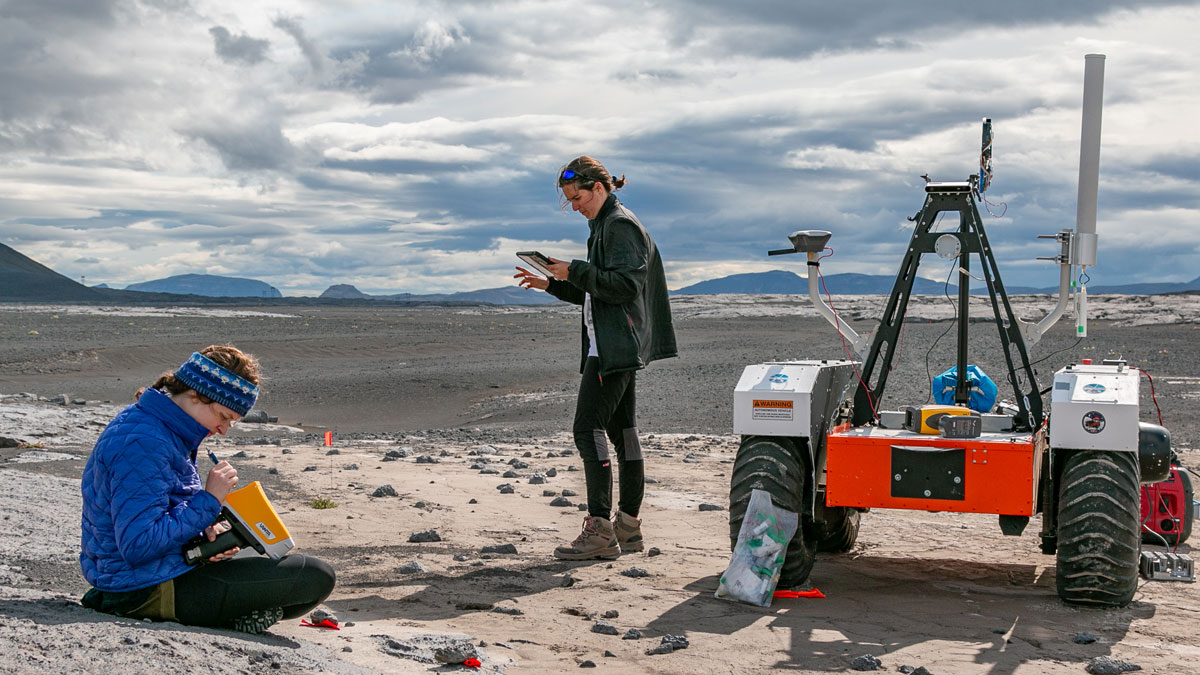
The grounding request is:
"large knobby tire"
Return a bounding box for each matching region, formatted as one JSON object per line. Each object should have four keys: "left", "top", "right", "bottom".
{"left": 1056, "top": 450, "right": 1141, "bottom": 607}
{"left": 813, "top": 499, "right": 861, "bottom": 553}
{"left": 729, "top": 436, "right": 817, "bottom": 588}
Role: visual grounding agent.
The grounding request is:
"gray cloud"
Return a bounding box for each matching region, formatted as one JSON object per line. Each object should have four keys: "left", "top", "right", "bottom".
{"left": 183, "top": 117, "right": 295, "bottom": 171}
{"left": 273, "top": 15, "right": 325, "bottom": 75}
{"left": 654, "top": 0, "right": 1196, "bottom": 59}
{"left": 0, "top": 0, "right": 119, "bottom": 27}
{"left": 209, "top": 25, "right": 270, "bottom": 65}
{"left": 2, "top": 1, "right": 1198, "bottom": 293}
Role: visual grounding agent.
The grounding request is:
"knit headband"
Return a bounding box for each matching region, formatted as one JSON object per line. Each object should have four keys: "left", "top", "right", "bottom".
{"left": 174, "top": 352, "right": 259, "bottom": 417}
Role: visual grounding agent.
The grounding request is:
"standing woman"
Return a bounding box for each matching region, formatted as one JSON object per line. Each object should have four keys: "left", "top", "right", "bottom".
{"left": 515, "top": 156, "right": 677, "bottom": 559}
{"left": 80, "top": 345, "right": 335, "bottom": 633}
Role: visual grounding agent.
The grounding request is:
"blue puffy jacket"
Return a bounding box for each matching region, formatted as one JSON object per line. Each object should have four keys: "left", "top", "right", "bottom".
{"left": 80, "top": 387, "right": 223, "bottom": 592}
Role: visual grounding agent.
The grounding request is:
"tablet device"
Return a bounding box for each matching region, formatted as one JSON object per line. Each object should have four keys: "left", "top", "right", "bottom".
{"left": 516, "top": 251, "right": 556, "bottom": 277}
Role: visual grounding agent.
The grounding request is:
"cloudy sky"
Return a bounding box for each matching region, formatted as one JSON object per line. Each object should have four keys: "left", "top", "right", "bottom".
{"left": 2, "top": 0, "right": 1198, "bottom": 296}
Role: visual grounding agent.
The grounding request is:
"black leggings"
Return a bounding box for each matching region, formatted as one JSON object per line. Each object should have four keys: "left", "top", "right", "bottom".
{"left": 174, "top": 554, "right": 335, "bottom": 627}
{"left": 572, "top": 356, "right": 644, "bottom": 519}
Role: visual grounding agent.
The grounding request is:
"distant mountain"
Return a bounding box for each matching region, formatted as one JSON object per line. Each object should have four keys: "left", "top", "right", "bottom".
{"left": 126, "top": 274, "right": 282, "bottom": 298}
{"left": 672, "top": 270, "right": 951, "bottom": 295}
{"left": 0, "top": 243, "right": 102, "bottom": 301}
{"left": 320, "top": 284, "right": 371, "bottom": 300}
{"left": 319, "top": 284, "right": 560, "bottom": 305}
{"left": 1086, "top": 277, "right": 1200, "bottom": 295}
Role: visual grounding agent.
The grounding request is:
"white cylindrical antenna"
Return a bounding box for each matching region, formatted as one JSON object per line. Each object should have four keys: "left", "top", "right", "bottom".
{"left": 1072, "top": 54, "right": 1104, "bottom": 266}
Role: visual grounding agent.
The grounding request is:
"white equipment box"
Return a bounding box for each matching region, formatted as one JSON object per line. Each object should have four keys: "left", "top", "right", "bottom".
{"left": 1049, "top": 361, "right": 1139, "bottom": 451}
{"left": 733, "top": 360, "right": 856, "bottom": 438}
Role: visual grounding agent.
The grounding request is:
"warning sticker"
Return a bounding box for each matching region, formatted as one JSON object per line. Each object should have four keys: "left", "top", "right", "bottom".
{"left": 752, "top": 399, "right": 794, "bottom": 421}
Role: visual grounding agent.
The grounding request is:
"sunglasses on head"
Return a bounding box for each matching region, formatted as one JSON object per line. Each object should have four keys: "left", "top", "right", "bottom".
{"left": 560, "top": 169, "right": 593, "bottom": 182}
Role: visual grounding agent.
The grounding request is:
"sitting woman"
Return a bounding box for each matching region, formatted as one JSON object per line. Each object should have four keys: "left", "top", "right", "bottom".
{"left": 80, "top": 345, "right": 335, "bottom": 634}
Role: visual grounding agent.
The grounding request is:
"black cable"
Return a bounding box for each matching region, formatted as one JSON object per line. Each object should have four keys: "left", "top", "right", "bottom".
{"left": 923, "top": 262, "right": 958, "bottom": 404}
{"left": 1028, "top": 336, "right": 1084, "bottom": 369}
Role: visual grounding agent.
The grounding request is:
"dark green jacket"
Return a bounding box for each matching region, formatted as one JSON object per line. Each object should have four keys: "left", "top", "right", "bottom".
{"left": 546, "top": 194, "right": 677, "bottom": 376}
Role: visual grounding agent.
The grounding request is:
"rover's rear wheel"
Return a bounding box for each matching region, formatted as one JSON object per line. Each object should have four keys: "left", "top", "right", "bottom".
{"left": 813, "top": 499, "right": 861, "bottom": 553}
{"left": 729, "top": 436, "right": 817, "bottom": 588}
{"left": 1056, "top": 450, "right": 1141, "bottom": 607}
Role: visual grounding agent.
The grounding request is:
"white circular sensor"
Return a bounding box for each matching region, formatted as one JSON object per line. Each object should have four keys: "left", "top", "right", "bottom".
{"left": 935, "top": 234, "right": 962, "bottom": 259}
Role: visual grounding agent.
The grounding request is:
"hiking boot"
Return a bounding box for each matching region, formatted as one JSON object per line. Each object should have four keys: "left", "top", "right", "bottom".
{"left": 554, "top": 516, "right": 620, "bottom": 560}
{"left": 231, "top": 607, "right": 284, "bottom": 634}
{"left": 612, "top": 511, "right": 644, "bottom": 553}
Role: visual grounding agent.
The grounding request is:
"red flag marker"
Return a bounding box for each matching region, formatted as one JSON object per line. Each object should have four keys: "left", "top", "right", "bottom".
{"left": 463, "top": 658, "right": 482, "bottom": 668}
{"left": 324, "top": 431, "right": 333, "bottom": 446}
{"left": 300, "top": 618, "right": 340, "bottom": 630}
{"left": 773, "top": 588, "right": 826, "bottom": 599}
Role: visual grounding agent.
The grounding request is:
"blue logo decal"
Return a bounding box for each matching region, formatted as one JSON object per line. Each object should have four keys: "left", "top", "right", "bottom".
{"left": 1082, "top": 383, "right": 1106, "bottom": 394}
{"left": 768, "top": 373, "right": 788, "bottom": 384}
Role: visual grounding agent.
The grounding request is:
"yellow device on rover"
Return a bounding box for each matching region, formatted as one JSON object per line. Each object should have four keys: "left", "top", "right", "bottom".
{"left": 902, "top": 404, "right": 974, "bottom": 435}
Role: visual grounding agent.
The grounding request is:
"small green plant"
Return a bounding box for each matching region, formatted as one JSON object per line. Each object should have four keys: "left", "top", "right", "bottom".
{"left": 308, "top": 496, "right": 338, "bottom": 509}
{"left": 17, "top": 441, "right": 46, "bottom": 449}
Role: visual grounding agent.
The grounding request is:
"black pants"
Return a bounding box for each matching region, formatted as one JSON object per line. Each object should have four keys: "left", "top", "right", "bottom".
{"left": 174, "top": 554, "right": 335, "bottom": 627}
{"left": 573, "top": 356, "right": 644, "bottom": 519}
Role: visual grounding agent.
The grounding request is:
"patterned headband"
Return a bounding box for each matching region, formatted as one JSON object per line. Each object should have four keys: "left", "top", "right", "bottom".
{"left": 173, "top": 352, "right": 259, "bottom": 416}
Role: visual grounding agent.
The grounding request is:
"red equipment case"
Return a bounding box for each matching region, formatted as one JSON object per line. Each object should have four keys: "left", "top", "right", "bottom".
{"left": 1140, "top": 464, "right": 1194, "bottom": 546}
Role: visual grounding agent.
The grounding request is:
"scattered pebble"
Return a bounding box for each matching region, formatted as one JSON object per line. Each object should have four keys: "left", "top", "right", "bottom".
{"left": 577, "top": 503, "right": 588, "bottom": 511}
{"left": 481, "top": 543, "right": 517, "bottom": 555}
{"left": 644, "top": 477, "right": 659, "bottom": 484}
{"left": 433, "top": 641, "right": 479, "bottom": 665}
{"left": 1074, "top": 631, "right": 1099, "bottom": 644}
{"left": 603, "top": 650, "right": 616, "bottom": 658}
{"left": 620, "top": 567, "right": 649, "bottom": 578}
{"left": 326, "top": 448, "right": 340, "bottom": 455}
{"left": 579, "top": 660, "right": 596, "bottom": 668}
{"left": 603, "top": 609, "right": 619, "bottom": 619}
{"left": 698, "top": 503, "right": 723, "bottom": 511}
{"left": 453, "top": 554, "right": 471, "bottom": 562}
{"left": 550, "top": 496, "right": 573, "bottom": 507}
{"left": 647, "top": 547, "right": 662, "bottom": 557}
{"left": 622, "top": 628, "right": 642, "bottom": 640}
{"left": 503, "top": 470, "right": 520, "bottom": 478}
{"left": 468, "top": 498, "right": 478, "bottom": 504}
{"left": 371, "top": 484, "right": 398, "bottom": 498}
{"left": 416, "top": 455, "right": 439, "bottom": 464}
{"left": 397, "top": 561, "right": 428, "bottom": 574}
{"left": 1085, "top": 656, "right": 1143, "bottom": 675}
{"left": 408, "top": 529, "right": 441, "bottom": 543}
{"left": 852, "top": 654, "right": 883, "bottom": 671}
{"left": 529, "top": 474, "right": 546, "bottom": 485}
{"left": 303, "top": 465, "right": 317, "bottom": 472}
{"left": 492, "top": 606, "right": 523, "bottom": 616}
{"left": 542, "top": 489, "right": 557, "bottom": 497}
{"left": 645, "top": 634, "right": 689, "bottom": 655}
{"left": 546, "top": 468, "right": 558, "bottom": 477}
{"left": 561, "top": 488, "right": 577, "bottom": 497}
{"left": 592, "top": 621, "right": 620, "bottom": 635}
{"left": 343, "top": 463, "right": 359, "bottom": 470}
{"left": 499, "top": 485, "right": 515, "bottom": 494}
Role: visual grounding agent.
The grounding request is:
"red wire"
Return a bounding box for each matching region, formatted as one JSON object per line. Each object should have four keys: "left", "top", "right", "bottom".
{"left": 816, "top": 249, "right": 878, "bottom": 419}
{"left": 1133, "top": 367, "right": 1165, "bottom": 426}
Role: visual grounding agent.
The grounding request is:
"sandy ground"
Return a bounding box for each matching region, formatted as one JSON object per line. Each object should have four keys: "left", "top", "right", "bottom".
{"left": 1, "top": 296, "right": 1199, "bottom": 674}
